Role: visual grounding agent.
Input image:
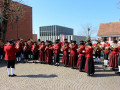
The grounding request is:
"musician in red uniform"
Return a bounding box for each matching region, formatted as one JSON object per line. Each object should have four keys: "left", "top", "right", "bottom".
{"left": 77, "top": 41, "right": 86, "bottom": 72}
{"left": 69, "top": 41, "right": 77, "bottom": 69}
{"left": 23, "top": 41, "right": 29, "bottom": 63}
{"left": 103, "top": 39, "right": 110, "bottom": 68}
{"left": 15, "top": 39, "right": 22, "bottom": 62}
{"left": 85, "top": 42, "right": 94, "bottom": 76}
{"left": 61, "top": 39, "right": 68, "bottom": 46}
{"left": 4, "top": 40, "right": 19, "bottom": 77}
{"left": 109, "top": 40, "right": 119, "bottom": 71}
{"left": 31, "top": 42, "right": 38, "bottom": 63}
{"left": 93, "top": 40, "right": 102, "bottom": 63}
{"left": 62, "top": 42, "right": 69, "bottom": 67}
{"left": 27, "top": 39, "right": 33, "bottom": 59}
{"left": 53, "top": 41, "right": 60, "bottom": 66}
{"left": 39, "top": 41, "right": 46, "bottom": 63}
{"left": 45, "top": 41, "right": 53, "bottom": 64}
{"left": 0, "top": 39, "right": 4, "bottom": 60}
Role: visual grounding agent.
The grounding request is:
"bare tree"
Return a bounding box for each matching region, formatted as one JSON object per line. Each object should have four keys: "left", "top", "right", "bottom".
{"left": 0, "top": 0, "right": 25, "bottom": 42}
{"left": 78, "top": 24, "right": 97, "bottom": 41}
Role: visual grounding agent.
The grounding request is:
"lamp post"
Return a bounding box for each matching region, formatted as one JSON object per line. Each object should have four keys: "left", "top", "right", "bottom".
{"left": 16, "top": 16, "right": 19, "bottom": 40}
{"left": 88, "top": 28, "right": 90, "bottom": 40}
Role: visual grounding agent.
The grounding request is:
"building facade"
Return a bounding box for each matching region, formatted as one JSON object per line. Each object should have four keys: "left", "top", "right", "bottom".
{"left": 0, "top": 1, "right": 33, "bottom": 42}
{"left": 97, "top": 22, "right": 120, "bottom": 43}
{"left": 39, "top": 25, "right": 86, "bottom": 43}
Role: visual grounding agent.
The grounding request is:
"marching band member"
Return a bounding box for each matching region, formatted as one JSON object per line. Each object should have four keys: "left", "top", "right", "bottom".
{"left": 27, "top": 39, "right": 33, "bottom": 59}
{"left": 53, "top": 41, "right": 60, "bottom": 66}
{"left": 62, "top": 41, "right": 69, "bottom": 67}
{"left": 109, "top": 40, "right": 119, "bottom": 71}
{"left": 69, "top": 41, "right": 77, "bottom": 69}
{"left": 23, "top": 41, "right": 29, "bottom": 63}
{"left": 45, "top": 41, "right": 53, "bottom": 64}
{"left": 31, "top": 42, "right": 38, "bottom": 63}
{"left": 0, "top": 39, "right": 4, "bottom": 60}
{"left": 39, "top": 41, "right": 46, "bottom": 63}
{"left": 93, "top": 40, "right": 102, "bottom": 63}
{"left": 4, "top": 40, "right": 19, "bottom": 77}
{"left": 85, "top": 42, "right": 95, "bottom": 76}
{"left": 77, "top": 41, "right": 86, "bottom": 72}
{"left": 15, "top": 39, "right": 22, "bottom": 62}
{"left": 103, "top": 39, "right": 110, "bottom": 69}
{"left": 61, "top": 39, "right": 68, "bottom": 46}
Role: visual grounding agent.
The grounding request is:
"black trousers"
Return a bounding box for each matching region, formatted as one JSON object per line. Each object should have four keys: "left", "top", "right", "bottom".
{"left": 16, "top": 51, "right": 21, "bottom": 57}
{"left": 80, "top": 56, "right": 86, "bottom": 71}
{"left": 104, "top": 54, "right": 109, "bottom": 60}
{"left": 88, "top": 57, "right": 95, "bottom": 75}
{"left": 33, "top": 52, "right": 38, "bottom": 60}
{"left": 54, "top": 53, "right": 59, "bottom": 63}
{"left": 118, "top": 55, "right": 120, "bottom": 66}
{"left": 95, "top": 51, "right": 101, "bottom": 58}
{"left": 24, "top": 52, "right": 28, "bottom": 59}
{"left": 7, "top": 60, "right": 15, "bottom": 68}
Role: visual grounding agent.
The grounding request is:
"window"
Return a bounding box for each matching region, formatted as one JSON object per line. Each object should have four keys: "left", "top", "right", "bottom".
{"left": 113, "top": 37, "right": 116, "bottom": 41}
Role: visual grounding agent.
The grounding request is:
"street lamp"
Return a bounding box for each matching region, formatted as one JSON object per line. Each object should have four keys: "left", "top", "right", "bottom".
{"left": 16, "top": 16, "right": 19, "bottom": 40}
{"left": 88, "top": 28, "right": 90, "bottom": 40}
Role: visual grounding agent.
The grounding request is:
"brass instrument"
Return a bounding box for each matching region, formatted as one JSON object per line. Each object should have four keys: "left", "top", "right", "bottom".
{"left": 94, "top": 43, "right": 102, "bottom": 51}
{"left": 109, "top": 44, "right": 118, "bottom": 51}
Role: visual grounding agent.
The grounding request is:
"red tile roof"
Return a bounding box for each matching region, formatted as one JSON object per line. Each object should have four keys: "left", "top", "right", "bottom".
{"left": 97, "top": 22, "right": 120, "bottom": 36}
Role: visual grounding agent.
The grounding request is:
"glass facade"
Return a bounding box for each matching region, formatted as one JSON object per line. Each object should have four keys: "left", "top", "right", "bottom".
{"left": 39, "top": 25, "right": 73, "bottom": 36}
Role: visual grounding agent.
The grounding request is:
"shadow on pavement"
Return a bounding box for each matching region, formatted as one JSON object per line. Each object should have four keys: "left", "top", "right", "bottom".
{"left": 94, "top": 73, "right": 119, "bottom": 77}
{"left": 17, "top": 74, "right": 58, "bottom": 78}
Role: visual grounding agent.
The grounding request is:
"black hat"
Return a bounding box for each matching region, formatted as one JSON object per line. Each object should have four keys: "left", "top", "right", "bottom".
{"left": 8, "top": 40, "right": 13, "bottom": 44}
{"left": 113, "top": 40, "right": 118, "bottom": 43}
{"left": 38, "top": 39, "right": 40, "bottom": 41}
{"left": 80, "top": 40, "right": 84, "bottom": 45}
{"left": 88, "top": 42, "right": 92, "bottom": 46}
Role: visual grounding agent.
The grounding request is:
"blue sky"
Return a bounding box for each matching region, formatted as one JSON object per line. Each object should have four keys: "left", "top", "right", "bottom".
{"left": 15, "top": 0, "right": 120, "bottom": 39}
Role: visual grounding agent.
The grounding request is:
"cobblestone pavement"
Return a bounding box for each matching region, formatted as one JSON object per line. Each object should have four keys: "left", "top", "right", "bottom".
{"left": 0, "top": 60, "right": 120, "bottom": 90}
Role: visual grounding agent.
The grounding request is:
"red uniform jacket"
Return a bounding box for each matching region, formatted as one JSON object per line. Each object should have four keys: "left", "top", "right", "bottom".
{"left": 93, "top": 43, "right": 102, "bottom": 52}
{"left": 112, "top": 48, "right": 119, "bottom": 54}
{"left": 23, "top": 45, "right": 29, "bottom": 52}
{"left": 85, "top": 46, "right": 93, "bottom": 58}
{"left": 39, "top": 45, "right": 46, "bottom": 53}
{"left": 70, "top": 45, "right": 76, "bottom": 54}
{"left": 104, "top": 42, "right": 110, "bottom": 54}
{"left": 31, "top": 45, "right": 38, "bottom": 53}
{"left": 62, "top": 46, "right": 69, "bottom": 54}
{"left": 4, "top": 45, "right": 18, "bottom": 60}
{"left": 58, "top": 42, "right": 62, "bottom": 48}
{"left": 78, "top": 45, "right": 85, "bottom": 56}
{"left": 53, "top": 45, "right": 60, "bottom": 53}
{"left": 15, "top": 42, "right": 22, "bottom": 52}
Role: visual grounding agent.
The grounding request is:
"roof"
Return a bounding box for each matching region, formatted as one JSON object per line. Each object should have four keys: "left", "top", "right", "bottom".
{"left": 97, "top": 22, "right": 120, "bottom": 36}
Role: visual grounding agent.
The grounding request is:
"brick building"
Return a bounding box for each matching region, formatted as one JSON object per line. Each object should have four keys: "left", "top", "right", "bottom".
{"left": 97, "top": 22, "right": 120, "bottom": 42}
{"left": 0, "top": 1, "right": 32, "bottom": 42}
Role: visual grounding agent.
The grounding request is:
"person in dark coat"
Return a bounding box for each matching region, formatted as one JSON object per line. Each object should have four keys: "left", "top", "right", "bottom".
{"left": 85, "top": 42, "right": 95, "bottom": 76}
{"left": 77, "top": 41, "right": 86, "bottom": 72}
{"left": 23, "top": 41, "right": 29, "bottom": 63}
{"left": 4, "top": 40, "right": 18, "bottom": 77}
{"left": 31, "top": 42, "right": 38, "bottom": 63}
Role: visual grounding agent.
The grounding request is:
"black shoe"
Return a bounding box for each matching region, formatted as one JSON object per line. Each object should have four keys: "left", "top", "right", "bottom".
{"left": 11, "top": 74, "right": 17, "bottom": 77}
{"left": 8, "top": 75, "right": 11, "bottom": 77}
